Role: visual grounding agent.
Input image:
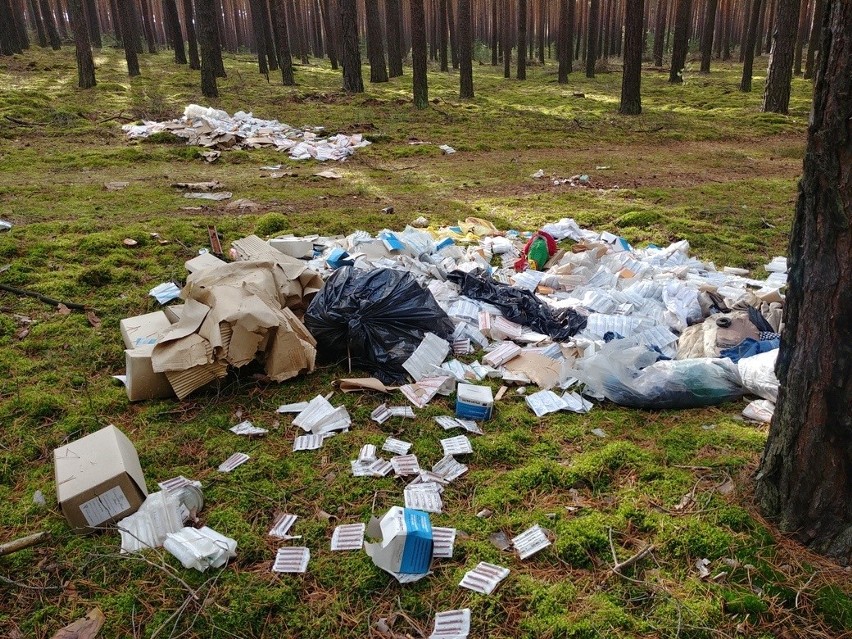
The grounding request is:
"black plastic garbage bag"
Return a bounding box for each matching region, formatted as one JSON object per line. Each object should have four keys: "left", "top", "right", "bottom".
{"left": 305, "top": 267, "right": 456, "bottom": 384}
{"left": 447, "top": 270, "right": 587, "bottom": 341}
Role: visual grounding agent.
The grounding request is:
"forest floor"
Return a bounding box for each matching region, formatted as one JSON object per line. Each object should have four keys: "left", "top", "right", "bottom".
{"left": 1, "top": 47, "right": 850, "bottom": 639}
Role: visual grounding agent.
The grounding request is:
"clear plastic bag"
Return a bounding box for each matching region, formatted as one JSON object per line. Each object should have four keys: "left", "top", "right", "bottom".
{"left": 577, "top": 346, "right": 744, "bottom": 409}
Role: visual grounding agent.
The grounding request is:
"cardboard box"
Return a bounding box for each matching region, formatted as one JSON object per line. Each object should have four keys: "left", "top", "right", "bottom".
{"left": 185, "top": 252, "right": 226, "bottom": 274}
{"left": 119, "top": 311, "right": 172, "bottom": 349}
{"left": 54, "top": 425, "right": 148, "bottom": 531}
{"left": 125, "top": 345, "right": 175, "bottom": 401}
{"left": 456, "top": 383, "right": 494, "bottom": 420}
{"left": 269, "top": 237, "right": 313, "bottom": 259}
{"left": 365, "top": 507, "right": 433, "bottom": 576}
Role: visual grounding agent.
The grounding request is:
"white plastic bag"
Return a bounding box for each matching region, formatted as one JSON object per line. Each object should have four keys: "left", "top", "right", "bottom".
{"left": 737, "top": 349, "right": 779, "bottom": 401}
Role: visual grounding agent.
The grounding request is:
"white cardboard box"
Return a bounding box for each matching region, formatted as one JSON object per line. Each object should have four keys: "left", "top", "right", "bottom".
{"left": 53, "top": 425, "right": 148, "bottom": 531}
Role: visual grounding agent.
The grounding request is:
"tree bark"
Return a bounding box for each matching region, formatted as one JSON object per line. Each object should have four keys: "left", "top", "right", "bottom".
{"left": 410, "top": 0, "right": 428, "bottom": 107}
{"left": 30, "top": 0, "right": 49, "bottom": 47}
{"left": 182, "top": 0, "right": 199, "bottom": 68}
{"left": 517, "top": 0, "right": 527, "bottom": 78}
{"left": 38, "top": 0, "right": 61, "bottom": 48}
{"left": 793, "top": 0, "right": 809, "bottom": 75}
{"left": 721, "top": 0, "right": 731, "bottom": 59}
{"left": 803, "top": 0, "right": 821, "bottom": 79}
{"left": 653, "top": 0, "right": 667, "bottom": 65}
{"left": 438, "top": 0, "right": 448, "bottom": 70}
{"left": 740, "top": 0, "right": 762, "bottom": 90}
{"left": 271, "top": 0, "right": 294, "bottom": 83}
{"left": 503, "top": 0, "right": 511, "bottom": 77}
{"left": 447, "top": 0, "right": 457, "bottom": 68}
{"left": 458, "top": 0, "right": 473, "bottom": 97}
{"left": 365, "top": 0, "right": 388, "bottom": 81}
{"left": 755, "top": 0, "right": 852, "bottom": 567}
{"left": 196, "top": 0, "right": 219, "bottom": 96}
{"left": 385, "top": 0, "right": 403, "bottom": 76}
{"left": 620, "top": 0, "right": 643, "bottom": 114}
{"left": 668, "top": 0, "right": 691, "bottom": 82}
{"left": 162, "top": 0, "right": 186, "bottom": 63}
{"left": 490, "top": 0, "right": 498, "bottom": 64}
{"left": 138, "top": 0, "right": 157, "bottom": 52}
{"left": 118, "top": 0, "right": 141, "bottom": 75}
{"left": 762, "top": 0, "right": 800, "bottom": 112}
{"left": 84, "top": 0, "right": 100, "bottom": 47}
{"left": 262, "top": 0, "right": 278, "bottom": 70}
{"left": 249, "top": 0, "right": 269, "bottom": 74}
{"left": 557, "top": 0, "right": 569, "bottom": 81}
{"left": 585, "top": 0, "right": 599, "bottom": 76}
{"left": 69, "top": 0, "right": 96, "bottom": 86}
{"left": 319, "top": 0, "right": 338, "bottom": 69}
{"left": 340, "top": 0, "right": 363, "bottom": 91}
{"left": 699, "top": 0, "right": 718, "bottom": 72}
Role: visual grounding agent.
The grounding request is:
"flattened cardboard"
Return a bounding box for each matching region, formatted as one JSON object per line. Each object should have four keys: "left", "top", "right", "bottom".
{"left": 185, "top": 252, "right": 227, "bottom": 273}
{"left": 54, "top": 425, "right": 148, "bottom": 531}
{"left": 335, "top": 377, "right": 392, "bottom": 393}
{"left": 120, "top": 311, "right": 172, "bottom": 349}
{"left": 503, "top": 352, "right": 563, "bottom": 389}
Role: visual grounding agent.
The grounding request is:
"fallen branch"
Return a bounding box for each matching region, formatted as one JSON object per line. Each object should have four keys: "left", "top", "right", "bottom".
{"left": 608, "top": 527, "right": 655, "bottom": 575}
{"left": 4, "top": 115, "right": 35, "bottom": 126}
{"left": 0, "top": 531, "right": 50, "bottom": 557}
{"left": 0, "top": 283, "right": 90, "bottom": 311}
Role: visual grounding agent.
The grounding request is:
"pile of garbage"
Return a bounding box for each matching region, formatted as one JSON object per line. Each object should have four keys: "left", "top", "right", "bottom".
{"left": 44, "top": 215, "right": 790, "bottom": 634}
{"left": 120, "top": 215, "right": 785, "bottom": 424}
{"left": 122, "top": 105, "right": 371, "bottom": 162}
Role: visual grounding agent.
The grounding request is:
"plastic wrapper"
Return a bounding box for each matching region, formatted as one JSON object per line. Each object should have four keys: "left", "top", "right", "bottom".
{"left": 576, "top": 346, "right": 744, "bottom": 409}
{"left": 737, "top": 348, "right": 779, "bottom": 401}
{"left": 447, "top": 270, "right": 586, "bottom": 341}
{"left": 305, "top": 267, "right": 455, "bottom": 384}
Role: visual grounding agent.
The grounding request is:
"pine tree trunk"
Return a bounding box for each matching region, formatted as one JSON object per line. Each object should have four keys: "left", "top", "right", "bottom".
{"left": 503, "top": 0, "right": 511, "bottom": 77}
{"left": 182, "top": 0, "right": 199, "bottom": 68}
{"left": 740, "top": 0, "right": 762, "bottom": 90}
{"left": 803, "top": 0, "right": 821, "bottom": 79}
{"left": 250, "top": 0, "right": 269, "bottom": 74}
{"left": 447, "top": 0, "right": 457, "bottom": 68}
{"left": 385, "top": 0, "right": 402, "bottom": 75}
{"left": 653, "top": 0, "right": 667, "bottom": 65}
{"left": 793, "top": 0, "right": 809, "bottom": 75}
{"left": 196, "top": 0, "right": 218, "bottom": 95}
{"left": 557, "top": 0, "right": 569, "bottom": 81}
{"left": 3, "top": 0, "right": 24, "bottom": 52}
{"left": 263, "top": 0, "right": 278, "bottom": 70}
{"left": 620, "top": 0, "right": 643, "bottom": 113}
{"left": 38, "top": 0, "right": 61, "bottom": 48}
{"left": 365, "top": 0, "right": 388, "bottom": 81}
{"left": 585, "top": 0, "right": 599, "bottom": 76}
{"left": 762, "top": 0, "right": 800, "bottom": 112}
{"left": 138, "top": 0, "right": 157, "bottom": 52}
{"left": 722, "top": 0, "right": 732, "bottom": 59}
{"left": 755, "top": 0, "right": 852, "bottom": 566}
{"left": 490, "top": 0, "right": 498, "bottom": 63}
{"left": 83, "top": 0, "right": 100, "bottom": 46}
{"left": 699, "top": 0, "right": 718, "bottom": 71}
{"left": 163, "top": 0, "right": 186, "bottom": 63}
{"left": 438, "top": 0, "right": 448, "bottom": 70}
{"left": 458, "top": 0, "right": 473, "bottom": 97}
{"left": 118, "top": 0, "right": 141, "bottom": 74}
{"left": 517, "top": 0, "right": 527, "bottom": 78}
{"left": 30, "top": 0, "right": 49, "bottom": 46}
{"left": 69, "top": 0, "right": 96, "bottom": 85}
{"left": 209, "top": 0, "right": 225, "bottom": 74}
{"left": 763, "top": 0, "right": 774, "bottom": 53}
{"left": 339, "top": 0, "right": 363, "bottom": 91}
{"left": 410, "top": 0, "right": 428, "bottom": 107}
{"left": 668, "top": 0, "right": 691, "bottom": 82}
{"left": 271, "top": 0, "right": 294, "bottom": 83}
{"left": 320, "top": 0, "right": 338, "bottom": 69}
